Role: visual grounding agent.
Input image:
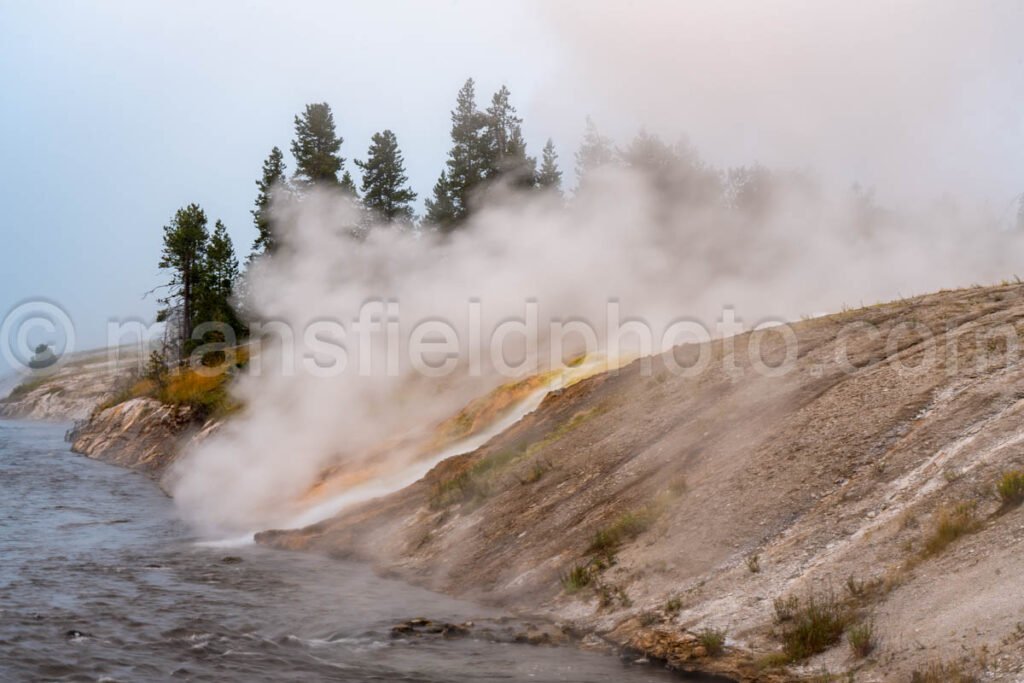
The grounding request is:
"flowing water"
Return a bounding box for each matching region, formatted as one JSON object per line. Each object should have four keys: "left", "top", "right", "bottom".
{"left": 0, "top": 420, "right": 711, "bottom": 682}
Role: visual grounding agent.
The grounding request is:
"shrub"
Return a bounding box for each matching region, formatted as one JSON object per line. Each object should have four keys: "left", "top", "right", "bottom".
{"left": 664, "top": 595, "right": 683, "bottom": 615}
{"left": 847, "top": 621, "right": 876, "bottom": 658}
{"left": 157, "top": 365, "right": 237, "bottom": 417}
{"left": 697, "top": 627, "right": 726, "bottom": 656}
{"left": 560, "top": 564, "right": 593, "bottom": 593}
{"left": 845, "top": 575, "right": 867, "bottom": 599}
{"left": 996, "top": 470, "right": 1024, "bottom": 507}
{"left": 781, "top": 593, "right": 851, "bottom": 661}
{"left": 921, "top": 502, "right": 980, "bottom": 558}
{"left": 586, "top": 507, "right": 659, "bottom": 556}
{"left": 773, "top": 595, "right": 800, "bottom": 623}
{"left": 746, "top": 554, "right": 761, "bottom": 573}
{"left": 588, "top": 528, "right": 620, "bottom": 555}
{"left": 639, "top": 611, "right": 661, "bottom": 627}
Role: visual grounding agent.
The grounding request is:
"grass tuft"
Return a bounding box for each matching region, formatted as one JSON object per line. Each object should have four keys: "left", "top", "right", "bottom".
{"left": 589, "top": 507, "right": 659, "bottom": 557}
{"left": 664, "top": 595, "right": 683, "bottom": 616}
{"left": 639, "top": 611, "right": 661, "bottom": 627}
{"left": 920, "top": 502, "right": 980, "bottom": 558}
{"left": 560, "top": 564, "right": 593, "bottom": 593}
{"left": 847, "top": 621, "right": 876, "bottom": 658}
{"left": 845, "top": 575, "right": 867, "bottom": 599}
{"left": 772, "top": 595, "right": 799, "bottom": 624}
{"left": 910, "top": 660, "right": 977, "bottom": 683}
{"left": 696, "top": 627, "right": 726, "bottom": 656}
{"left": 996, "top": 470, "right": 1024, "bottom": 507}
{"left": 780, "top": 592, "right": 852, "bottom": 661}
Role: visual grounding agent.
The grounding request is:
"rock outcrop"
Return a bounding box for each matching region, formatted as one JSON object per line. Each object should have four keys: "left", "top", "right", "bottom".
{"left": 67, "top": 398, "right": 193, "bottom": 479}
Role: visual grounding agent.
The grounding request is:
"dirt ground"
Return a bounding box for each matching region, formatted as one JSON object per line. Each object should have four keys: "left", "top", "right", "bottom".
{"left": 260, "top": 283, "right": 1024, "bottom": 682}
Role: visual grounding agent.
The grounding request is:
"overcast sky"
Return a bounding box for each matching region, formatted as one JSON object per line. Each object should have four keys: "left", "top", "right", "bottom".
{"left": 2, "top": 1, "right": 1022, "bottom": 376}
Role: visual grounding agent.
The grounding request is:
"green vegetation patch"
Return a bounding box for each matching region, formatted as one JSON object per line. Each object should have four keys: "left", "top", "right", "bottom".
{"left": 847, "top": 621, "right": 876, "bottom": 658}
{"left": 429, "top": 404, "right": 606, "bottom": 510}
{"left": 696, "top": 627, "right": 727, "bottom": 656}
{"left": 560, "top": 564, "right": 593, "bottom": 593}
{"left": 586, "top": 506, "right": 660, "bottom": 555}
{"left": 779, "top": 592, "right": 853, "bottom": 662}
{"left": 997, "top": 470, "right": 1024, "bottom": 507}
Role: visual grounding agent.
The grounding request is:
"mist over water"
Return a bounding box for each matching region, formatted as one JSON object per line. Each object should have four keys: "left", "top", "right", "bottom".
{"left": 1, "top": 421, "right": 691, "bottom": 683}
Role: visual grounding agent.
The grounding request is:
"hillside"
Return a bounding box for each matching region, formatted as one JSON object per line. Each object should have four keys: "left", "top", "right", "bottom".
{"left": 256, "top": 283, "right": 1024, "bottom": 682}
{"left": 0, "top": 348, "right": 138, "bottom": 420}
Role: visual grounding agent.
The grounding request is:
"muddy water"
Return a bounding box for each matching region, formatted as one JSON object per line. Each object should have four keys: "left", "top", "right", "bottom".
{"left": 0, "top": 420, "right": 709, "bottom": 682}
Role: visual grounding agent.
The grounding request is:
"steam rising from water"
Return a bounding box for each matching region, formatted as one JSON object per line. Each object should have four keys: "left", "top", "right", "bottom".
{"left": 171, "top": 2, "right": 1024, "bottom": 535}
{"left": 170, "top": 168, "right": 1022, "bottom": 536}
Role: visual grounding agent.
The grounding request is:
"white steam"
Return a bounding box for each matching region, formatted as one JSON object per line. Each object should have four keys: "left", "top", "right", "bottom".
{"left": 170, "top": 168, "right": 1022, "bottom": 536}
{"left": 170, "top": 2, "right": 1024, "bottom": 536}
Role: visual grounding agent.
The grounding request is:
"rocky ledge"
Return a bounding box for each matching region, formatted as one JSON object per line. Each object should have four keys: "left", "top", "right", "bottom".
{"left": 68, "top": 398, "right": 213, "bottom": 485}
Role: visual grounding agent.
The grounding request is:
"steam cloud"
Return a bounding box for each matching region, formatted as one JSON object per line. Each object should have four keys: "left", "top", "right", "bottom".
{"left": 170, "top": 2, "right": 1024, "bottom": 536}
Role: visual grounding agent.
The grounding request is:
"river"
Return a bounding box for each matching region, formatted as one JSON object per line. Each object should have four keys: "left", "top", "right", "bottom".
{"left": 0, "top": 419, "right": 704, "bottom": 682}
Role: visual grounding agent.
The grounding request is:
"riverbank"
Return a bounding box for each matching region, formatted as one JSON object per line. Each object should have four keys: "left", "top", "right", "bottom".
{"left": 36, "top": 283, "right": 1024, "bottom": 681}
{"left": 0, "top": 348, "right": 137, "bottom": 421}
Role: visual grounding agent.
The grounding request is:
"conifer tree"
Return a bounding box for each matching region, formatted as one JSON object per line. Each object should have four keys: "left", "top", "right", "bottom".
{"left": 424, "top": 171, "right": 458, "bottom": 232}
{"left": 291, "top": 102, "right": 345, "bottom": 188}
{"left": 198, "top": 220, "right": 240, "bottom": 329}
{"left": 424, "top": 79, "right": 489, "bottom": 230}
{"left": 574, "top": 117, "right": 615, "bottom": 188}
{"left": 622, "top": 129, "right": 677, "bottom": 176}
{"left": 482, "top": 85, "right": 535, "bottom": 188}
{"left": 251, "top": 146, "right": 289, "bottom": 256}
{"left": 536, "top": 138, "right": 562, "bottom": 193}
{"left": 355, "top": 129, "right": 417, "bottom": 226}
{"left": 157, "top": 203, "right": 209, "bottom": 356}
{"left": 340, "top": 170, "right": 358, "bottom": 197}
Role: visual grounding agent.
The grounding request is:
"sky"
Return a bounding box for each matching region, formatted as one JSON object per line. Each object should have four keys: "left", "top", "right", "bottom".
{"left": 2, "top": 1, "right": 1023, "bottom": 376}
{"left": 0, "top": 1, "right": 564, "bottom": 373}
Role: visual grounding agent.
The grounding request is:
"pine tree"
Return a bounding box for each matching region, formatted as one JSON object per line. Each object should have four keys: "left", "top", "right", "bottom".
{"left": 424, "top": 79, "right": 489, "bottom": 231}
{"left": 251, "top": 146, "right": 289, "bottom": 256}
{"left": 424, "top": 171, "right": 458, "bottom": 232}
{"left": 355, "top": 129, "right": 417, "bottom": 226}
{"left": 340, "top": 170, "right": 358, "bottom": 197}
{"left": 536, "top": 138, "right": 562, "bottom": 193}
{"left": 157, "top": 203, "right": 209, "bottom": 357}
{"left": 622, "top": 129, "right": 676, "bottom": 176}
{"left": 198, "top": 220, "right": 240, "bottom": 327}
{"left": 290, "top": 102, "right": 345, "bottom": 188}
{"left": 574, "top": 117, "right": 615, "bottom": 188}
{"left": 482, "top": 85, "right": 535, "bottom": 188}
